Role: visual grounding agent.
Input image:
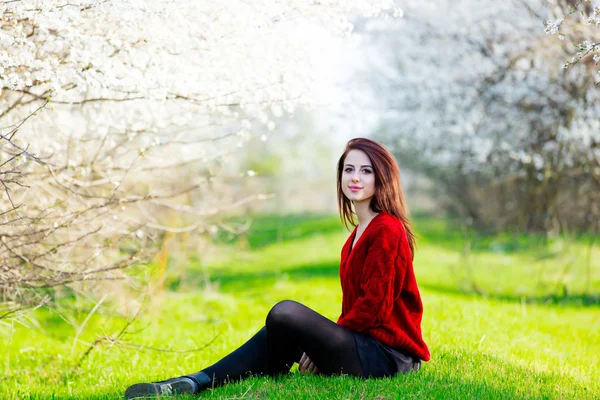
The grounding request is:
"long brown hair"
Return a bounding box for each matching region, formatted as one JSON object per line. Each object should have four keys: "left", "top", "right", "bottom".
{"left": 336, "top": 137, "right": 416, "bottom": 258}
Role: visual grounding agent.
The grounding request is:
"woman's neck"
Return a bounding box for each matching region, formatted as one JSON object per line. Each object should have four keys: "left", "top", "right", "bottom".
{"left": 353, "top": 200, "right": 378, "bottom": 227}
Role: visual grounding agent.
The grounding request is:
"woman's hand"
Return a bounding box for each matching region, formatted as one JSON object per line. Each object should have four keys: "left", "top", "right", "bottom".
{"left": 298, "top": 352, "right": 319, "bottom": 375}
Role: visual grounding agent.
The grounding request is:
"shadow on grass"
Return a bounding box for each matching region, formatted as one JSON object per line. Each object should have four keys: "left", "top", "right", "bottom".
{"left": 414, "top": 215, "right": 561, "bottom": 256}
{"left": 421, "top": 283, "right": 600, "bottom": 307}
{"left": 185, "top": 260, "right": 600, "bottom": 307}
{"left": 184, "top": 260, "right": 340, "bottom": 292}
{"left": 214, "top": 213, "right": 346, "bottom": 250}
{"left": 220, "top": 211, "right": 589, "bottom": 257}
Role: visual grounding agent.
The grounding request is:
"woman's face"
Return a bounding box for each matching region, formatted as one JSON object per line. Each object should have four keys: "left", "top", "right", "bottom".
{"left": 341, "top": 149, "right": 376, "bottom": 203}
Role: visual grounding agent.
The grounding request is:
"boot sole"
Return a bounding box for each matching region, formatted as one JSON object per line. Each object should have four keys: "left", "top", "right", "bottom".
{"left": 124, "top": 380, "right": 196, "bottom": 399}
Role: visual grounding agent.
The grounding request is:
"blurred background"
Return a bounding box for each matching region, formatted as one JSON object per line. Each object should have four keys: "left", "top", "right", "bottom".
{"left": 1, "top": 0, "right": 599, "bottom": 398}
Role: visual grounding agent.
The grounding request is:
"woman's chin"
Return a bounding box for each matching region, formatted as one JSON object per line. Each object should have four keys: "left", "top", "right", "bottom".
{"left": 349, "top": 196, "right": 370, "bottom": 204}
{"left": 344, "top": 194, "right": 360, "bottom": 201}
{"left": 344, "top": 191, "right": 373, "bottom": 203}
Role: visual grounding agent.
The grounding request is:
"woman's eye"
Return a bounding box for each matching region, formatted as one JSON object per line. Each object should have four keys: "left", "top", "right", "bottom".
{"left": 363, "top": 169, "right": 372, "bottom": 174}
{"left": 345, "top": 168, "right": 353, "bottom": 173}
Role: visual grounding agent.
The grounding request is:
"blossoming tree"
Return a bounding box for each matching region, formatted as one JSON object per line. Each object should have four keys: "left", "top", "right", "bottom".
{"left": 0, "top": 0, "right": 400, "bottom": 318}
{"left": 543, "top": 0, "right": 599, "bottom": 74}
{"left": 361, "top": 0, "right": 599, "bottom": 233}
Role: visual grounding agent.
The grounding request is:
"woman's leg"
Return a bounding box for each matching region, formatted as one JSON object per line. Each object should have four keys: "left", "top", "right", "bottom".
{"left": 264, "top": 300, "right": 363, "bottom": 376}
{"left": 125, "top": 300, "right": 362, "bottom": 399}
{"left": 124, "top": 329, "right": 271, "bottom": 399}
{"left": 191, "top": 326, "right": 280, "bottom": 385}
{"left": 191, "top": 300, "right": 362, "bottom": 382}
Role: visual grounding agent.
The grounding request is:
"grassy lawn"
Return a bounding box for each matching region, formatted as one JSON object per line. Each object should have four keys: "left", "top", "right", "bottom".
{"left": 1, "top": 213, "right": 598, "bottom": 399}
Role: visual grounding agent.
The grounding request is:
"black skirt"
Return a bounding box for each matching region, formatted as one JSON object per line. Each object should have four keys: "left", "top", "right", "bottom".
{"left": 352, "top": 332, "right": 422, "bottom": 378}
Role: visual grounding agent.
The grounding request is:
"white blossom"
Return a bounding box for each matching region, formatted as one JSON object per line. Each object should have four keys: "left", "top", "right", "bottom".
{"left": 362, "top": 0, "right": 599, "bottom": 176}
{"left": 1, "top": 0, "right": 399, "bottom": 108}
{"left": 544, "top": 18, "right": 563, "bottom": 35}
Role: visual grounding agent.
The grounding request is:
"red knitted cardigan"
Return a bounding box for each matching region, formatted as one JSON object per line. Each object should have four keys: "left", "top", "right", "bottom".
{"left": 337, "top": 211, "right": 430, "bottom": 361}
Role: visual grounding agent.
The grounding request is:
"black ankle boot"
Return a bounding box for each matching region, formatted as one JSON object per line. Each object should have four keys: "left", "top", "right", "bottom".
{"left": 186, "top": 371, "right": 212, "bottom": 389}
{"left": 124, "top": 371, "right": 211, "bottom": 399}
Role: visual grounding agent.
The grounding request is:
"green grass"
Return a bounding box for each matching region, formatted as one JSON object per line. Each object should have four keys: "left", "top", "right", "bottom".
{"left": 1, "top": 214, "right": 598, "bottom": 399}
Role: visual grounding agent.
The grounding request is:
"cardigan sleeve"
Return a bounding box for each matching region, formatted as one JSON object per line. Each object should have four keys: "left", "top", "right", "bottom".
{"left": 337, "top": 224, "right": 405, "bottom": 333}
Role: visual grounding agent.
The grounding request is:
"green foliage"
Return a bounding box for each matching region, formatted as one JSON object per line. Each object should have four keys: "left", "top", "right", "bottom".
{"left": 1, "top": 214, "right": 598, "bottom": 399}
{"left": 212, "top": 213, "right": 344, "bottom": 249}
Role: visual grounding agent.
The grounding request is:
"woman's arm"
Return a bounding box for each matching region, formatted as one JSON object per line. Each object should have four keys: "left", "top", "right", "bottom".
{"left": 337, "top": 225, "right": 406, "bottom": 333}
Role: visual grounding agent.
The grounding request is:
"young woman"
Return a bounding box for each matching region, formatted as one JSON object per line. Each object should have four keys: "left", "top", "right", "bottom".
{"left": 125, "top": 137, "right": 430, "bottom": 399}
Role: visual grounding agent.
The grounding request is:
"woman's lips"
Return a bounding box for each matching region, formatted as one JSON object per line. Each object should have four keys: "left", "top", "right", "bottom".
{"left": 349, "top": 187, "right": 362, "bottom": 192}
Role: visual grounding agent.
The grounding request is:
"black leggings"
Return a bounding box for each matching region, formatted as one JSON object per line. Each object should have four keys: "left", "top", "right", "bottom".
{"left": 188, "top": 300, "right": 362, "bottom": 386}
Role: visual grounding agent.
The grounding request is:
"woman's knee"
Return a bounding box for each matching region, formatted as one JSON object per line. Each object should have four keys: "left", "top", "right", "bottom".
{"left": 265, "top": 300, "right": 302, "bottom": 329}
